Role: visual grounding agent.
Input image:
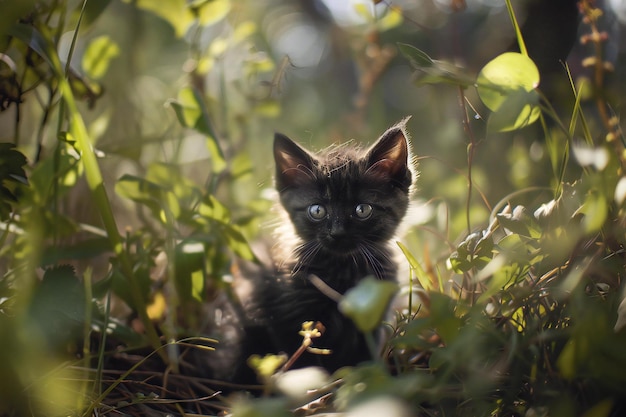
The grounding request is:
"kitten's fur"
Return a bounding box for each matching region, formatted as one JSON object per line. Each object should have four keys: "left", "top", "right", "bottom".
{"left": 198, "top": 120, "right": 414, "bottom": 385}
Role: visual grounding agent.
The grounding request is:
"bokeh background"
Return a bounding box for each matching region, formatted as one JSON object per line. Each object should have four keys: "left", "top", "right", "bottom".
{"left": 4, "top": 0, "right": 626, "bottom": 256}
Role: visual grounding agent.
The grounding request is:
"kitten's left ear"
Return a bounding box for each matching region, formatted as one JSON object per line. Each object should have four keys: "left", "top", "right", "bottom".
{"left": 365, "top": 121, "right": 412, "bottom": 189}
{"left": 274, "top": 133, "right": 316, "bottom": 190}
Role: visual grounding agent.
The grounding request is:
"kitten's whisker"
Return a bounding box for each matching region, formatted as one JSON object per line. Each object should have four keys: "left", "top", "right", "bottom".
{"left": 292, "top": 240, "right": 322, "bottom": 274}
{"left": 357, "top": 243, "right": 384, "bottom": 280}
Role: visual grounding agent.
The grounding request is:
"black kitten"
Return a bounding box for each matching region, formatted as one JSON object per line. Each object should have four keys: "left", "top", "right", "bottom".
{"left": 197, "top": 120, "right": 414, "bottom": 384}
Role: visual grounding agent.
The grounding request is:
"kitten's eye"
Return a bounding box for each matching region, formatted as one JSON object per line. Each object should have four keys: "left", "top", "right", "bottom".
{"left": 355, "top": 203, "right": 373, "bottom": 219}
{"left": 308, "top": 204, "right": 327, "bottom": 221}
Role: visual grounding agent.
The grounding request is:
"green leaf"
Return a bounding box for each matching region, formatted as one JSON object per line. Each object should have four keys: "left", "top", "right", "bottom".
{"left": 0, "top": 143, "right": 28, "bottom": 219}
{"left": 73, "top": 0, "right": 113, "bottom": 30}
{"left": 175, "top": 240, "right": 206, "bottom": 303}
{"left": 477, "top": 52, "right": 540, "bottom": 111}
{"left": 397, "top": 43, "right": 434, "bottom": 68}
{"left": 116, "top": 175, "right": 161, "bottom": 205}
{"left": 233, "top": 21, "right": 257, "bottom": 43}
{"left": 206, "top": 136, "right": 227, "bottom": 173}
{"left": 353, "top": 3, "right": 373, "bottom": 22}
{"left": 82, "top": 35, "right": 119, "bottom": 80}
{"left": 377, "top": 6, "right": 403, "bottom": 32}
{"left": 198, "top": 194, "right": 231, "bottom": 223}
{"left": 222, "top": 224, "right": 256, "bottom": 261}
{"left": 133, "top": 0, "right": 195, "bottom": 37}
{"left": 339, "top": 277, "right": 398, "bottom": 333}
{"left": 28, "top": 145, "right": 80, "bottom": 204}
{"left": 486, "top": 88, "right": 541, "bottom": 133}
{"left": 169, "top": 87, "right": 226, "bottom": 173}
{"left": 496, "top": 205, "right": 541, "bottom": 238}
{"left": 428, "top": 292, "right": 463, "bottom": 344}
{"left": 8, "top": 24, "right": 57, "bottom": 70}
{"left": 397, "top": 241, "right": 433, "bottom": 291}
{"left": 194, "top": 0, "right": 231, "bottom": 26}
{"left": 254, "top": 99, "right": 281, "bottom": 118}
{"left": 398, "top": 43, "right": 474, "bottom": 87}
{"left": 477, "top": 52, "right": 541, "bottom": 132}
{"left": 448, "top": 232, "right": 493, "bottom": 273}
{"left": 28, "top": 265, "right": 86, "bottom": 349}
{"left": 579, "top": 191, "right": 608, "bottom": 234}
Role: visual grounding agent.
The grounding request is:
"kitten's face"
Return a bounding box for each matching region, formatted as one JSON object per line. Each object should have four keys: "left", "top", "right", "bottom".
{"left": 273, "top": 123, "right": 413, "bottom": 256}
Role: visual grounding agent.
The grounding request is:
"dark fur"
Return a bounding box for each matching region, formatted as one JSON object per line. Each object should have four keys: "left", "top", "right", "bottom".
{"left": 197, "top": 121, "right": 413, "bottom": 384}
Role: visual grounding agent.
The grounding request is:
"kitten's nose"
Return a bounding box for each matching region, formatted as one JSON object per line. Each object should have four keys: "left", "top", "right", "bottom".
{"left": 330, "top": 219, "right": 346, "bottom": 239}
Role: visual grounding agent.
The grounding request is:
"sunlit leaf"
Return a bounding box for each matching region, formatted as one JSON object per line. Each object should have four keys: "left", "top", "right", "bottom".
{"left": 29, "top": 146, "right": 80, "bottom": 204}
{"left": 175, "top": 240, "right": 206, "bottom": 303}
{"left": 246, "top": 53, "right": 275, "bottom": 74}
{"left": 477, "top": 52, "right": 540, "bottom": 111}
{"left": 146, "top": 291, "right": 167, "bottom": 320}
{"left": 233, "top": 20, "right": 257, "bottom": 43}
{"left": 133, "top": 0, "right": 195, "bottom": 37}
{"left": 477, "top": 52, "right": 541, "bottom": 132}
{"left": 82, "top": 35, "right": 119, "bottom": 80}
{"left": 254, "top": 100, "right": 281, "bottom": 118}
{"left": 579, "top": 191, "right": 607, "bottom": 233}
{"left": 197, "top": 56, "right": 215, "bottom": 74}
{"left": 353, "top": 3, "right": 373, "bottom": 22}
{"left": 557, "top": 337, "right": 584, "bottom": 380}
{"left": 339, "top": 277, "right": 398, "bottom": 333}
{"left": 377, "top": 6, "right": 403, "bottom": 32}
{"left": 223, "top": 225, "right": 256, "bottom": 261}
{"left": 160, "top": 190, "right": 181, "bottom": 221}
{"left": 209, "top": 37, "right": 228, "bottom": 57}
{"left": 581, "top": 399, "right": 614, "bottom": 417}
{"left": 198, "top": 194, "right": 231, "bottom": 223}
{"left": 247, "top": 354, "right": 287, "bottom": 379}
{"left": 115, "top": 174, "right": 163, "bottom": 219}
{"left": 397, "top": 241, "right": 432, "bottom": 291}
{"left": 486, "top": 88, "right": 540, "bottom": 132}
{"left": 195, "top": 0, "right": 231, "bottom": 26}
{"left": 168, "top": 86, "right": 225, "bottom": 172}
{"left": 206, "top": 136, "right": 227, "bottom": 173}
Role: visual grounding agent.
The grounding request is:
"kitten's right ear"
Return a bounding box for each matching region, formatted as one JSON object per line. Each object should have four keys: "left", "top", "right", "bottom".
{"left": 274, "top": 133, "right": 315, "bottom": 189}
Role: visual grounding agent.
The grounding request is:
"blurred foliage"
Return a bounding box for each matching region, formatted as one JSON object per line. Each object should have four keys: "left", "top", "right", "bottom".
{"left": 0, "top": 0, "right": 626, "bottom": 416}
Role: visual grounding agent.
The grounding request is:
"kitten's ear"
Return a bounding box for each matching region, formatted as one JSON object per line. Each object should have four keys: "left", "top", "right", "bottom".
{"left": 365, "top": 122, "right": 412, "bottom": 188}
{"left": 274, "top": 133, "right": 315, "bottom": 189}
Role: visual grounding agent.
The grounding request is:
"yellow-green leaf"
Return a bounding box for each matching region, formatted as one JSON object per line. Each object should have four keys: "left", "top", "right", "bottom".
{"left": 196, "top": 0, "right": 231, "bottom": 26}
{"left": 339, "top": 277, "right": 398, "bottom": 333}
{"left": 234, "top": 21, "right": 257, "bottom": 43}
{"left": 82, "top": 35, "right": 119, "bottom": 80}
{"left": 377, "top": 6, "right": 403, "bottom": 32}
{"left": 477, "top": 52, "right": 541, "bottom": 132}
{"left": 254, "top": 100, "right": 281, "bottom": 118}
{"left": 134, "top": 0, "right": 195, "bottom": 37}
